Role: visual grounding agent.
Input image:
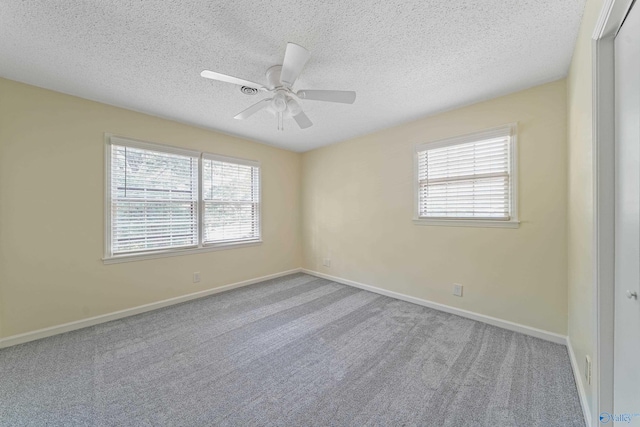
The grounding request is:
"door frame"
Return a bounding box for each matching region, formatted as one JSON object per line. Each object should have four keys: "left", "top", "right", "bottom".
{"left": 592, "top": 0, "right": 635, "bottom": 425}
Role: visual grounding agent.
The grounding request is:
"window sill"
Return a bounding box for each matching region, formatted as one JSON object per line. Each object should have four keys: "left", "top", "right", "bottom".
{"left": 412, "top": 218, "right": 520, "bottom": 229}
{"left": 103, "top": 240, "right": 263, "bottom": 264}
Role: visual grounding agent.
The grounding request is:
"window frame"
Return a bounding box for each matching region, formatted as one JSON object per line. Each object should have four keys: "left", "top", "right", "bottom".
{"left": 412, "top": 124, "right": 520, "bottom": 229}
{"left": 104, "top": 134, "right": 262, "bottom": 264}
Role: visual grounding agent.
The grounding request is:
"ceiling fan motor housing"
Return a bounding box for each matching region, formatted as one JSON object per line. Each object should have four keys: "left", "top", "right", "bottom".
{"left": 266, "top": 65, "right": 283, "bottom": 89}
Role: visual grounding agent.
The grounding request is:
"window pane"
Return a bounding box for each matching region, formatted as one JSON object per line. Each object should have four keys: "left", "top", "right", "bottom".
{"left": 419, "top": 176, "right": 509, "bottom": 218}
{"left": 112, "top": 146, "right": 197, "bottom": 200}
{"left": 418, "top": 134, "right": 512, "bottom": 219}
{"left": 111, "top": 145, "right": 198, "bottom": 254}
{"left": 203, "top": 158, "right": 260, "bottom": 244}
{"left": 203, "top": 202, "right": 259, "bottom": 243}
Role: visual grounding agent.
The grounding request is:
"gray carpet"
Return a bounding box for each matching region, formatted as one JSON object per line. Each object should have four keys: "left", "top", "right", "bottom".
{"left": 0, "top": 273, "right": 584, "bottom": 427}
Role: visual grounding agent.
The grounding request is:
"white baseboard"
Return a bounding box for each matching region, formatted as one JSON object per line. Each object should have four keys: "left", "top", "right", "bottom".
{"left": 0, "top": 268, "right": 302, "bottom": 349}
{"left": 302, "top": 269, "right": 567, "bottom": 345}
{"left": 567, "top": 337, "right": 592, "bottom": 427}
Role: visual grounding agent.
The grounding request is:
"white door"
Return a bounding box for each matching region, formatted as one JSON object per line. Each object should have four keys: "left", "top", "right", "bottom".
{"left": 614, "top": 0, "right": 640, "bottom": 417}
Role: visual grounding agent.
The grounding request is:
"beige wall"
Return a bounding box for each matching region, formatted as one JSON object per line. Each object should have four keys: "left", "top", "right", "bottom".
{"left": 0, "top": 78, "right": 302, "bottom": 338}
{"left": 567, "top": 0, "right": 605, "bottom": 415}
{"left": 302, "top": 80, "right": 568, "bottom": 334}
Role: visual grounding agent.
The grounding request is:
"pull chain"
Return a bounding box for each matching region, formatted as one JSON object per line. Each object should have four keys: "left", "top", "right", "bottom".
{"left": 278, "top": 112, "right": 284, "bottom": 131}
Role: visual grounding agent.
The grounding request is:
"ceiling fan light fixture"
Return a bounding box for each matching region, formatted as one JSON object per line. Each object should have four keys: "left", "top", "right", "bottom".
{"left": 271, "top": 93, "right": 287, "bottom": 112}
{"left": 286, "top": 98, "right": 302, "bottom": 115}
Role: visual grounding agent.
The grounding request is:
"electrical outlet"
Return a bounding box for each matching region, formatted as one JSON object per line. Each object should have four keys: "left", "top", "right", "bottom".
{"left": 453, "top": 284, "right": 463, "bottom": 297}
{"left": 585, "top": 355, "right": 592, "bottom": 385}
{"left": 323, "top": 258, "right": 331, "bottom": 267}
{"left": 193, "top": 272, "right": 201, "bottom": 283}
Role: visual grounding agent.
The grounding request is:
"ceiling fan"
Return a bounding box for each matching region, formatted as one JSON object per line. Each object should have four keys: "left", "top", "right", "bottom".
{"left": 201, "top": 43, "right": 356, "bottom": 130}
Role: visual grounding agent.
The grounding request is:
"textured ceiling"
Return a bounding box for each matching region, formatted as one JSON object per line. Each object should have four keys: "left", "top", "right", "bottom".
{"left": 0, "top": 0, "right": 585, "bottom": 152}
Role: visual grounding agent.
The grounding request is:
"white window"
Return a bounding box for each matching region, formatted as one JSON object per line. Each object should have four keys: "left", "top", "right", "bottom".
{"left": 414, "top": 124, "right": 519, "bottom": 228}
{"left": 105, "top": 136, "right": 261, "bottom": 263}
{"left": 202, "top": 155, "right": 260, "bottom": 244}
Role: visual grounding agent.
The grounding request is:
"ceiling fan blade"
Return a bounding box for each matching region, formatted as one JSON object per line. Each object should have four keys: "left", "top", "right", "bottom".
{"left": 280, "top": 43, "right": 311, "bottom": 88}
{"left": 293, "top": 111, "right": 313, "bottom": 129}
{"left": 297, "top": 90, "right": 356, "bottom": 104}
{"left": 233, "top": 98, "right": 272, "bottom": 120}
{"left": 286, "top": 97, "right": 311, "bottom": 129}
{"left": 201, "top": 70, "right": 265, "bottom": 90}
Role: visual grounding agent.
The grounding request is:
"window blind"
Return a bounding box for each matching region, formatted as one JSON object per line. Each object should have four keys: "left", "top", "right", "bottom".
{"left": 417, "top": 134, "right": 512, "bottom": 220}
{"left": 110, "top": 144, "right": 199, "bottom": 254}
{"left": 202, "top": 156, "right": 260, "bottom": 244}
